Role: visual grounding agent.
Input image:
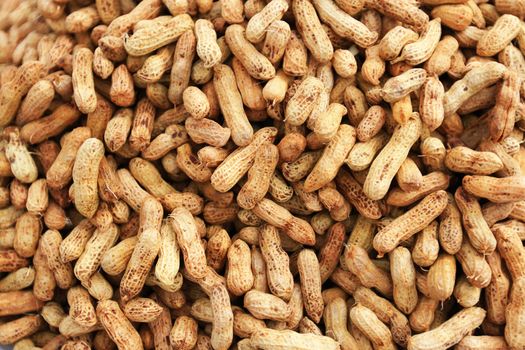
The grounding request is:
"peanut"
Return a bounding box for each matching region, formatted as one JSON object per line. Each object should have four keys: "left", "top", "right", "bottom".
{"left": 456, "top": 336, "right": 509, "bottom": 350}
{"left": 67, "top": 286, "right": 97, "bottom": 327}
{"left": 225, "top": 239, "right": 253, "bottom": 296}
{"left": 345, "top": 243, "right": 393, "bottom": 297}
{"left": 259, "top": 224, "right": 294, "bottom": 300}
{"left": 350, "top": 303, "right": 397, "bottom": 350}
{"left": 225, "top": 24, "right": 275, "bottom": 80}
{"left": 478, "top": 14, "right": 521, "bottom": 56}
{"left": 0, "top": 315, "right": 42, "bottom": 345}
{"left": 392, "top": 18, "right": 442, "bottom": 66}
{"left": 47, "top": 127, "right": 92, "bottom": 190}
{"left": 285, "top": 76, "right": 324, "bottom": 126}
{"left": 297, "top": 249, "right": 324, "bottom": 323}
{"left": 238, "top": 144, "right": 278, "bottom": 208}
{"left": 304, "top": 124, "right": 356, "bottom": 192}
{"left": 456, "top": 238, "right": 492, "bottom": 288}
{"left": 491, "top": 73, "right": 521, "bottom": 142}
{"left": 72, "top": 138, "right": 105, "bottom": 218}
{"left": 364, "top": 115, "right": 422, "bottom": 199}
{"left": 312, "top": 0, "right": 378, "bottom": 47}
{"left": 213, "top": 64, "right": 253, "bottom": 146}
{"left": 419, "top": 75, "right": 445, "bottom": 131}
{"left": 455, "top": 186, "right": 497, "bottom": 254}
{"left": 444, "top": 62, "right": 507, "bottom": 115}
{"left": 409, "top": 308, "right": 486, "bottom": 350}
{"left": 16, "top": 79, "right": 55, "bottom": 126}
{"left": 244, "top": 289, "right": 291, "bottom": 322}
{"left": 40, "top": 229, "right": 74, "bottom": 289}
{"left": 424, "top": 35, "right": 459, "bottom": 76}
{"left": 97, "top": 300, "right": 143, "bottom": 350}
{"left": 252, "top": 198, "right": 315, "bottom": 245}
{"left": 195, "top": 19, "right": 221, "bottom": 68}
{"left": 505, "top": 277, "right": 525, "bottom": 349}
{"left": 0, "top": 61, "right": 44, "bottom": 127}
{"left": 5, "top": 130, "right": 38, "bottom": 184}
{"left": 379, "top": 26, "right": 419, "bottom": 61}
{"left": 170, "top": 207, "right": 207, "bottom": 280}
{"left": 74, "top": 221, "right": 119, "bottom": 283}
{"left": 463, "top": 175, "right": 525, "bottom": 203}
{"left": 390, "top": 247, "right": 418, "bottom": 314}
{"left": 336, "top": 168, "right": 383, "bottom": 219}
{"left": 247, "top": 0, "right": 289, "bottom": 44}
{"left": 72, "top": 48, "right": 97, "bottom": 113}
{"left": 373, "top": 190, "right": 448, "bottom": 256}
{"left": 324, "top": 297, "right": 359, "bottom": 350}
{"left": 293, "top": 0, "right": 333, "bottom": 63}
{"left": 454, "top": 275, "right": 481, "bottom": 307}
{"left": 169, "top": 30, "right": 196, "bottom": 104}
{"left": 492, "top": 221, "right": 525, "bottom": 280}
{"left": 431, "top": 5, "right": 473, "bottom": 31}
{"left": 427, "top": 253, "right": 456, "bottom": 301}
{"left": 382, "top": 68, "right": 427, "bottom": 103}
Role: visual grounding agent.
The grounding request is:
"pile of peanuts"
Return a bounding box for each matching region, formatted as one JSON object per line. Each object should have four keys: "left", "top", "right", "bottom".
{"left": 1, "top": 0, "right": 525, "bottom": 348}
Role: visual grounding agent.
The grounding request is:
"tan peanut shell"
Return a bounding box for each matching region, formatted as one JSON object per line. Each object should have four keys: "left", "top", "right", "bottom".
{"left": 492, "top": 221, "right": 525, "bottom": 280}
{"left": 446, "top": 147, "right": 503, "bottom": 175}
{"left": 312, "top": 0, "right": 378, "bottom": 48}
{"left": 47, "top": 127, "right": 92, "bottom": 190}
{"left": 463, "top": 175, "right": 525, "bottom": 203}
{"left": 444, "top": 62, "right": 507, "bottom": 115}
{"left": 285, "top": 76, "right": 324, "bottom": 126}
{"left": 5, "top": 130, "right": 38, "bottom": 184}
{"left": 431, "top": 5, "right": 473, "bottom": 31}
{"left": 393, "top": 18, "right": 442, "bottom": 66}
{"left": 412, "top": 221, "right": 439, "bottom": 267}
{"left": 293, "top": 0, "right": 333, "bottom": 63}
{"left": 225, "top": 24, "right": 275, "bottom": 80}
{"left": 345, "top": 244, "right": 393, "bottom": 297}
{"left": 250, "top": 328, "right": 340, "bottom": 349}
{"left": 252, "top": 198, "right": 315, "bottom": 246}
{"left": 213, "top": 64, "right": 253, "bottom": 146}
{"left": 41, "top": 229, "right": 75, "bottom": 290}
{"left": 246, "top": 0, "right": 289, "bottom": 43}
{"left": 72, "top": 138, "right": 104, "bottom": 218}
{"left": 456, "top": 336, "right": 509, "bottom": 350}
{"left": 0, "top": 315, "right": 42, "bottom": 345}
{"left": 408, "top": 307, "right": 486, "bottom": 350}
{"left": 427, "top": 253, "right": 456, "bottom": 301}
{"left": 297, "top": 249, "right": 324, "bottom": 323}
{"left": 373, "top": 190, "right": 448, "bottom": 256}
{"left": 477, "top": 14, "right": 521, "bottom": 56}
{"left": 259, "top": 224, "right": 294, "bottom": 300}
{"left": 0, "top": 62, "right": 44, "bottom": 127}
{"left": 169, "top": 30, "right": 196, "bottom": 105}
{"left": 363, "top": 114, "right": 421, "bottom": 200}
{"left": 170, "top": 207, "right": 207, "bottom": 280}
{"left": 455, "top": 186, "right": 497, "bottom": 254}
{"left": 225, "top": 239, "right": 253, "bottom": 296}
{"left": 390, "top": 247, "right": 418, "bottom": 314}
{"left": 419, "top": 75, "right": 445, "bottom": 131}
{"left": 304, "top": 124, "right": 356, "bottom": 192}
{"left": 336, "top": 168, "right": 383, "bottom": 219}
{"left": 97, "top": 300, "right": 143, "bottom": 350}
{"left": 74, "top": 222, "right": 119, "bottom": 283}
{"left": 72, "top": 48, "right": 97, "bottom": 114}
{"left": 456, "top": 239, "right": 492, "bottom": 288}
{"left": 195, "top": 19, "right": 221, "bottom": 68}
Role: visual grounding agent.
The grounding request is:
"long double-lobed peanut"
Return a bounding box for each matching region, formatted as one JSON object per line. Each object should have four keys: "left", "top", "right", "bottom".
{"left": 373, "top": 190, "right": 448, "bottom": 256}
{"left": 363, "top": 113, "right": 421, "bottom": 200}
